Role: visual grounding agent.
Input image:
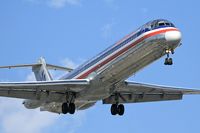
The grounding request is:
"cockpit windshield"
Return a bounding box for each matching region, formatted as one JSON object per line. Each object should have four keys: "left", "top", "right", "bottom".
{"left": 150, "top": 19, "right": 175, "bottom": 30}
{"left": 138, "top": 19, "right": 175, "bottom": 35}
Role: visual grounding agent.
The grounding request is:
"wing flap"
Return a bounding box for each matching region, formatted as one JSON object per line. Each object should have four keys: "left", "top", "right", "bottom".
{"left": 103, "top": 93, "right": 182, "bottom": 104}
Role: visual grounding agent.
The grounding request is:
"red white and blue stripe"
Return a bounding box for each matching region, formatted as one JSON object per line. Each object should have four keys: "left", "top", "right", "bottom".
{"left": 62, "top": 19, "right": 179, "bottom": 79}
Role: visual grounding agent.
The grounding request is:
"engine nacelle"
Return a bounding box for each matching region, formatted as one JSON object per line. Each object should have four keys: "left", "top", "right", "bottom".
{"left": 40, "top": 102, "right": 62, "bottom": 114}
{"left": 23, "top": 100, "right": 42, "bottom": 109}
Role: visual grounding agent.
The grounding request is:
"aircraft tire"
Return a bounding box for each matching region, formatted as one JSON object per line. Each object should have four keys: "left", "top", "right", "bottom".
{"left": 62, "top": 102, "right": 69, "bottom": 114}
{"left": 168, "top": 58, "right": 173, "bottom": 65}
{"left": 118, "top": 104, "right": 124, "bottom": 116}
{"left": 111, "top": 104, "right": 118, "bottom": 115}
{"left": 69, "top": 103, "right": 76, "bottom": 114}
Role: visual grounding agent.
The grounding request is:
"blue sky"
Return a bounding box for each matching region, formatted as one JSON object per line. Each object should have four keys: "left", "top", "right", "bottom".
{"left": 0, "top": 0, "right": 200, "bottom": 133}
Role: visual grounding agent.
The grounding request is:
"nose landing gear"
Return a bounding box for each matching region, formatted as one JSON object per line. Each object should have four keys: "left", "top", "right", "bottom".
{"left": 164, "top": 49, "right": 174, "bottom": 65}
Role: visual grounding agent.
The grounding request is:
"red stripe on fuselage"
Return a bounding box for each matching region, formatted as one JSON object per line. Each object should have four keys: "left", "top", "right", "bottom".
{"left": 77, "top": 28, "right": 179, "bottom": 79}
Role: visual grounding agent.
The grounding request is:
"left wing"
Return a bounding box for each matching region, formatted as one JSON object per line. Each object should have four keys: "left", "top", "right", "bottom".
{"left": 0, "top": 79, "right": 90, "bottom": 101}
{"left": 103, "top": 81, "right": 200, "bottom": 104}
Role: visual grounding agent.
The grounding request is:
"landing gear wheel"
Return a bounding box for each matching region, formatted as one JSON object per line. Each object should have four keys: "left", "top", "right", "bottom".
{"left": 69, "top": 103, "right": 76, "bottom": 114}
{"left": 164, "top": 58, "right": 173, "bottom": 65}
{"left": 111, "top": 104, "right": 118, "bottom": 115}
{"left": 111, "top": 104, "right": 125, "bottom": 116}
{"left": 164, "top": 58, "right": 169, "bottom": 65}
{"left": 117, "top": 104, "right": 125, "bottom": 116}
{"left": 62, "top": 102, "right": 69, "bottom": 114}
{"left": 168, "top": 58, "right": 173, "bottom": 65}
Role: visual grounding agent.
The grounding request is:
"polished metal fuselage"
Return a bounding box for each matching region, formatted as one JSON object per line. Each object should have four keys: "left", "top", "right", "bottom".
{"left": 74, "top": 28, "right": 180, "bottom": 109}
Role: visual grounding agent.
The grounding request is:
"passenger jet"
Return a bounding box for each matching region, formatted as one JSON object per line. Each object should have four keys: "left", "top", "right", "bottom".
{"left": 0, "top": 19, "right": 199, "bottom": 116}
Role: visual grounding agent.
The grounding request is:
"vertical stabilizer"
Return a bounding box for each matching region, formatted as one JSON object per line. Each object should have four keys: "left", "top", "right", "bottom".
{"left": 32, "top": 57, "right": 52, "bottom": 81}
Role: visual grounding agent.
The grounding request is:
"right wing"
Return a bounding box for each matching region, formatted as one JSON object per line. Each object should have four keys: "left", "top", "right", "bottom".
{"left": 103, "top": 81, "right": 200, "bottom": 104}
{"left": 0, "top": 79, "right": 90, "bottom": 101}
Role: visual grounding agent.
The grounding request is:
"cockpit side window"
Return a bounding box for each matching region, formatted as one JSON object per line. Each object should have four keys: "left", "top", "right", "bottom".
{"left": 165, "top": 23, "right": 170, "bottom": 26}
{"left": 145, "top": 28, "right": 150, "bottom": 32}
{"left": 170, "top": 23, "right": 175, "bottom": 27}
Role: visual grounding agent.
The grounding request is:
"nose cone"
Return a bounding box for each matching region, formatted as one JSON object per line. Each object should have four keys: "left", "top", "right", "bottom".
{"left": 165, "top": 30, "right": 182, "bottom": 43}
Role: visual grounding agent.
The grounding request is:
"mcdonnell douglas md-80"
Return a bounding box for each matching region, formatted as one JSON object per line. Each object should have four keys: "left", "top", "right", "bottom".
{"left": 0, "top": 19, "right": 199, "bottom": 116}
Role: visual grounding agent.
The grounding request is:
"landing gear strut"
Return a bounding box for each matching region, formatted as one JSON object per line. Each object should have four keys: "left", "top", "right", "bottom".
{"left": 164, "top": 49, "right": 174, "bottom": 65}
{"left": 111, "top": 104, "right": 125, "bottom": 116}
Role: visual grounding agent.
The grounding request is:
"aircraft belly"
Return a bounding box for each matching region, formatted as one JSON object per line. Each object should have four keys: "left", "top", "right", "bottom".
{"left": 72, "top": 34, "right": 180, "bottom": 102}
{"left": 77, "top": 38, "right": 168, "bottom": 101}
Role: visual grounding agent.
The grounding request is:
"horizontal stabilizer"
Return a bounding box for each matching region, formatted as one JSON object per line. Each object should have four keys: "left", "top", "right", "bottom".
{"left": 0, "top": 59, "right": 73, "bottom": 72}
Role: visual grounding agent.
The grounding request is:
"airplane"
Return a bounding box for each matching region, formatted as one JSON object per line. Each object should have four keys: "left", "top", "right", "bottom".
{"left": 0, "top": 19, "right": 200, "bottom": 116}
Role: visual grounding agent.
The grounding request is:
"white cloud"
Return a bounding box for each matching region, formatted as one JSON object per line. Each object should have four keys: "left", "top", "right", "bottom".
{"left": 0, "top": 69, "right": 87, "bottom": 133}
{"left": 48, "top": 0, "right": 81, "bottom": 8}
{"left": 61, "top": 58, "right": 79, "bottom": 68}
{"left": 0, "top": 72, "right": 58, "bottom": 133}
{"left": 0, "top": 98, "right": 58, "bottom": 133}
{"left": 0, "top": 97, "right": 87, "bottom": 133}
{"left": 51, "top": 57, "right": 80, "bottom": 79}
{"left": 26, "top": 72, "right": 36, "bottom": 81}
{"left": 0, "top": 58, "right": 87, "bottom": 133}
{"left": 25, "top": 0, "right": 81, "bottom": 9}
{"left": 104, "top": 0, "right": 118, "bottom": 10}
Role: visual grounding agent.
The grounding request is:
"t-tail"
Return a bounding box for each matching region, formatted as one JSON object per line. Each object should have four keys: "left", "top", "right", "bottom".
{"left": 32, "top": 57, "right": 52, "bottom": 81}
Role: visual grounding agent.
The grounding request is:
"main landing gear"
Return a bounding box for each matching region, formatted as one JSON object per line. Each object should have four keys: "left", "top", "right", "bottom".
{"left": 164, "top": 49, "right": 174, "bottom": 65}
{"left": 111, "top": 104, "right": 125, "bottom": 116}
{"left": 62, "top": 102, "right": 76, "bottom": 114}
{"left": 110, "top": 93, "right": 125, "bottom": 116}
{"left": 62, "top": 92, "right": 76, "bottom": 114}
